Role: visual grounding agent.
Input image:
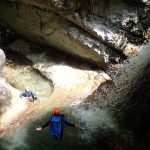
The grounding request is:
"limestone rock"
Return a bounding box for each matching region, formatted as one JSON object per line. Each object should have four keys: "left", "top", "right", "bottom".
{"left": 0, "top": 0, "right": 149, "bottom": 67}
{"left": 0, "top": 48, "right": 5, "bottom": 67}
{"left": 0, "top": 48, "right": 28, "bottom": 137}
{"left": 8, "top": 39, "right": 112, "bottom": 104}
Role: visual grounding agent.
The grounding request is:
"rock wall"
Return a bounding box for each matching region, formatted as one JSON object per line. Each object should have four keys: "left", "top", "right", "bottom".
{"left": 1, "top": 0, "right": 149, "bottom": 67}
{"left": 0, "top": 49, "right": 5, "bottom": 67}
{"left": 0, "top": 48, "right": 28, "bottom": 137}
{"left": 0, "top": 48, "right": 9, "bottom": 116}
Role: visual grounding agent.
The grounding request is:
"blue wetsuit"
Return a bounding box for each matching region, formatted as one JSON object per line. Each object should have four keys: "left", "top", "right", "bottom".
{"left": 20, "top": 89, "right": 37, "bottom": 101}
{"left": 41, "top": 114, "right": 75, "bottom": 140}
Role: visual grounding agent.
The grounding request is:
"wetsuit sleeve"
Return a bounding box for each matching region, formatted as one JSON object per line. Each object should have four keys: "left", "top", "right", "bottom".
{"left": 41, "top": 121, "right": 49, "bottom": 129}
{"left": 62, "top": 116, "right": 75, "bottom": 127}
{"left": 20, "top": 91, "right": 25, "bottom": 98}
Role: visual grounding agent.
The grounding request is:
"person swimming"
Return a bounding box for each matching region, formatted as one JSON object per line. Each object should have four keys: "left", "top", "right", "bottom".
{"left": 36, "top": 108, "right": 79, "bottom": 140}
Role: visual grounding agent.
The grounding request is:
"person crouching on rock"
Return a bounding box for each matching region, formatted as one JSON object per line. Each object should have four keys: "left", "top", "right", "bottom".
{"left": 20, "top": 86, "right": 37, "bottom": 102}
{"left": 36, "top": 108, "right": 79, "bottom": 141}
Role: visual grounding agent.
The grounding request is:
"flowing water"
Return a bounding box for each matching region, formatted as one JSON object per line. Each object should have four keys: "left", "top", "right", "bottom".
{"left": 1, "top": 50, "right": 104, "bottom": 150}
{"left": 1, "top": 43, "right": 150, "bottom": 150}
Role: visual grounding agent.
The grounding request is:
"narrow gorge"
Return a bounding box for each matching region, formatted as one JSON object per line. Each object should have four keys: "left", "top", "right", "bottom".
{"left": 0, "top": 0, "right": 150, "bottom": 150}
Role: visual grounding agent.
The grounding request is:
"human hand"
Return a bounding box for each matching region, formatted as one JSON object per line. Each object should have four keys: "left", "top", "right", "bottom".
{"left": 36, "top": 126, "right": 42, "bottom": 131}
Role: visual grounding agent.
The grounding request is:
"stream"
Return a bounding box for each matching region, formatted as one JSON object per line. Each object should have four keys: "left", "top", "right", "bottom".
{"left": 0, "top": 43, "right": 150, "bottom": 150}
{"left": 1, "top": 49, "right": 105, "bottom": 150}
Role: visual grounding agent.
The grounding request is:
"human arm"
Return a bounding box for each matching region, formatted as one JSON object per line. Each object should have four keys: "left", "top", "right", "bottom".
{"left": 36, "top": 120, "right": 49, "bottom": 131}
{"left": 62, "top": 116, "right": 76, "bottom": 127}
{"left": 30, "top": 89, "right": 37, "bottom": 99}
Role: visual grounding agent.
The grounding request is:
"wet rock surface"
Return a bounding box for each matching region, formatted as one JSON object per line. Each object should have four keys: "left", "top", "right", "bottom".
{"left": 0, "top": 49, "right": 9, "bottom": 117}
{"left": 0, "top": 49, "right": 5, "bottom": 67}
{"left": 7, "top": 39, "right": 111, "bottom": 103}
{"left": 0, "top": 49, "right": 30, "bottom": 137}
{"left": 0, "top": 0, "right": 149, "bottom": 67}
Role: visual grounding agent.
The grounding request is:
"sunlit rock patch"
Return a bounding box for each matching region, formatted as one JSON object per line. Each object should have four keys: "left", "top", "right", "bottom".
{"left": 8, "top": 39, "right": 111, "bottom": 106}
{"left": 124, "top": 44, "right": 139, "bottom": 56}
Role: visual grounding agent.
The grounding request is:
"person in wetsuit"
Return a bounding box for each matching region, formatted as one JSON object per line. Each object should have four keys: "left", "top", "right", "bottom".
{"left": 20, "top": 86, "right": 37, "bottom": 102}
{"left": 36, "top": 108, "right": 79, "bottom": 140}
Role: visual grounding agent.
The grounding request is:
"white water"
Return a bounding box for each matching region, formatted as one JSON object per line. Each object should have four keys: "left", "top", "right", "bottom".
{"left": 71, "top": 43, "right": 150, "bottom": 140}
{"left": 100, "top": 42, "right": 150, "bottom": 108}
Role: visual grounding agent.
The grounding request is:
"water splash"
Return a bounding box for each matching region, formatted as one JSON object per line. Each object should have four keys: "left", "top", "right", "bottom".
{"left": 107, "top": 43, "right": 150, "bottom": 103}
{"left": 1, "top": 126, "right": 29, "bottom": 150}
{"left": 71, "top": 43, "right": 150, "bottom": 142}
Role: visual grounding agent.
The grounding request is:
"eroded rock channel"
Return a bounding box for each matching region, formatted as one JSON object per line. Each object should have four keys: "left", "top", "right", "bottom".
{"left": 0, "top": 0, "right": 150, "bottom": 150}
